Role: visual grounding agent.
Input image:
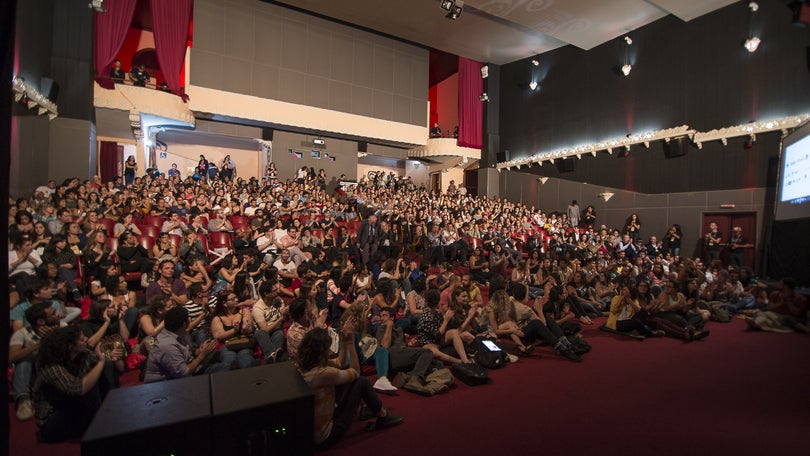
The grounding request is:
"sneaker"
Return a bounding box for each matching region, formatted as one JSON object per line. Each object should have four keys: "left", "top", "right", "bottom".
{"left": 559, "top": 349, "right": 583, "bottom": 362}
{"left": 16, "top": 399, "right": 33, "bottom": 421}
{"left": 375, "top": 412, "right": 404, "bottom": 430}
{"left": 265, "top": 348, "right": 282, "bottom": 364}
{"left": 373, "top": 376, "right": 398, "bottom": 394}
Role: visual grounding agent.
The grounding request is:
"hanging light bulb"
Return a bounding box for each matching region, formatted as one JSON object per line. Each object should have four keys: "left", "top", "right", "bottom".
{"left": 529, "top": 81, "right": 538, "bottom": 91}
{"left": 621, "top": 64, "right": 632, "bottom": 76}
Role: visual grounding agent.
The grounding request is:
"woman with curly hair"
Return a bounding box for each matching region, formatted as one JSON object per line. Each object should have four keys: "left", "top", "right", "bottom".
{"left": 33, "top": 326, "right": 121, "bottom": 442}
{"left": 298, "top": 324, "right": 403, "bottom": 448}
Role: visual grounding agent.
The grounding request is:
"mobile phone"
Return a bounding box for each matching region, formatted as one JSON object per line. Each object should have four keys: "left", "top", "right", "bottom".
{"left": 481, "top": 340, "right": 502, "bottom": 352}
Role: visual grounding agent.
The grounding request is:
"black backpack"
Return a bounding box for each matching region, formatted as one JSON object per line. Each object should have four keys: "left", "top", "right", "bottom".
{"left": 473, "top": 336, "right": 506, "bottom": 369}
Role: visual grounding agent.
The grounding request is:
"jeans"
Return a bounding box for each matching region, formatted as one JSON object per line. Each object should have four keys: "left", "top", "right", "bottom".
{"left": 389, "top": 346, "right": 434, "bottom": 380}
{"left": 219, "top": 345, "right": 255, "bottom": 369}
{"left": 319, "top": 376, "right": 382, "bottom": 448}
{"left": 520, "top": 319, "right": 563, "bottom": 347}
{"left": 12, "top": 353, "right": 35, "bottom": 401}
{"left": 255, "top": 328, "right": 285, "bottom": 359}
{"left": 616, "top": 315, "right": 655, "bottom": 336}
{"left": 731, "top": 295, "right": 756, "bottom": 312}
{"left": 56, "top": 266, "right": 79, "bottom": 293}
{"left": 658, "top": 310, "right": 704, "bottom": 330}
{"left": 190, "top": 327, "right": 213, "bottom": 347}
{"left": 365, "top": 346, "right": 389, "bottom": 378}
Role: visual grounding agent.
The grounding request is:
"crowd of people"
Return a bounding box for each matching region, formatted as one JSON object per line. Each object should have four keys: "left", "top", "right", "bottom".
{"left": 7, "top": 164, "right": 808, "bottom": 447}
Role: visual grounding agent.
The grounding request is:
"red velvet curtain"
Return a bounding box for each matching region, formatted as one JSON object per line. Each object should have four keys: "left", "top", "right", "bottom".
{"left": 94, "top": 0, "right": 137, "bottom": 89}
{"left": 99, "top": 141, "right": 119, "bottom": 182}
{"left": 151, "top": 0, "right": 193, "bottom": 101}
{"left": 457, "top": 57, "right": 483, "bottom": 149}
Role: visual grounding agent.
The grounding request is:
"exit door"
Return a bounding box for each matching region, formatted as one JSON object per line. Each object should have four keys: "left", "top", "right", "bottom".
{"left": 700, "top": 212, "right": 757, "bottom": 270}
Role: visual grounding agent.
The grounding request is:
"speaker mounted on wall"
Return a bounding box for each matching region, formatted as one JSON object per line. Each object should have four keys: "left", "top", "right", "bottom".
{"left": 358, "top": 141, "right": 367, "bottom": 153}
{"left": 663, "top": 137, "right": 688, "bottom": 158}
{"left": 555, "top": 158, "right": 576, "bottom": 173}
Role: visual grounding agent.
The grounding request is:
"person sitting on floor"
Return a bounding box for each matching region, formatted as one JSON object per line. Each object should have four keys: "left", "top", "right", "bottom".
{"left": 9, "top": 302, "right": 64, "bottom": 421}
{"left": 33, "top": 326, "right": 121, "bottom": 442}
{"left": 143, "top": 306, "right": 229, "bottom": 383}
{"left": 741, "top": 278, "right": 809, "bottom": 333}
{"left": 605, "top": 279, "right": 664, "bottom": 338}
{"left": 416, "top": 289, "right": 471, "bottom": 364}
{"left": 252, "top": 281, "right": 289, "bottom": 363}
{"left": 298, "top": 324, "right": 403, "bottom": 448}
{"left": 376, "top": 306, "right": 436, "bottom": 390}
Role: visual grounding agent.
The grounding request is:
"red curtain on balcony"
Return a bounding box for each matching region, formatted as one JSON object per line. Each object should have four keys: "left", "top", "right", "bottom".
{"left": 151, "top": 0, "right": 192, "bottom": 101}
{"left": 99, "top": 141, "right": 119, "bottom": 183}
{"left": 457, "top": 57, "right": 483, "bottom": 149}
{"left": 94, "top": 0, "right": 138, "bottom": 89}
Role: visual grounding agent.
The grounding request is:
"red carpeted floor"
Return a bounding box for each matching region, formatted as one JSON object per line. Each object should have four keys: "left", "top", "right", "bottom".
{"left": 9, "top": 318, "right": 810, "bottom": 455}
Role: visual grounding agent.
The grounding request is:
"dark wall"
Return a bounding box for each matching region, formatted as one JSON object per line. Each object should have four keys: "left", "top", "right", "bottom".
{"left": 191, "top": 0, "right": 428, "bottom": 127}
{"left": 11, "top": 0, "right": 54, "bottom": 198}
{"left": 498, "top": 1, "right": 810, "bottom": 193}
{"left": 51, "top": 0, "right": 94, "bottom": 120}
{"left": 2, "top": 0, "right": 17, "bottom": 452}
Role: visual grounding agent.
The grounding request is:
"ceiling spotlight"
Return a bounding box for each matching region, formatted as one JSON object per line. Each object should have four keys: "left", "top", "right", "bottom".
{"left": 744, "top": 134, "right": 756, "bottom": 149}
{"left": 720, "top": 138, "right": 728, "bottom": 146}
{"left": 748, "top": 2, "right": 758, "bottom": 12}
{"left": 528, "top": 81, "right": 538, "bottom": 91}
{"left": 439, "top": 0, "right": 454, "bottom": 11}
{"left": 743, "top": 36, "right": 761, "bottom": 52}
{"left": 479, "top": 93, "right": 489, "bottom": 102}
{"left": 643, "top": 141, "right": 650, "bottom": 148}
{"left": 88, "top": 0, "right": 106, "bottom": 12}
{"left": 621, "top": 34, "right": 633, "bottom": 76}
{"left": 537, "top": 177, "right": 548, "bottom": 185}
{"left": 531, "top": 59, "right": 539, "bottom": 66}
{"left": 444, "top": 0, "right": 463, "bottom": 20}
{"left": 480, "top": 65, "right": 489, "bottom": 79}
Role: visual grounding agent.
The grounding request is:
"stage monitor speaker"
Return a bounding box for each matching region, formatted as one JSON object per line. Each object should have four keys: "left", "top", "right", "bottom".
{"left": 555, "top": 158, "right": 576, "bottom": 173}
{"left": 261, "top": 128, "right": 274, "bottom": 141}
{"left": 358, "top": 141, "right": 367, "bottom": 152}
{"left": 210, "top": 362, "right": 314, "bottom": 456}
{"left": 41, "top": 77, "right": 59, "bottom": 103}
{"left": 82, "top": 375, "right": 212, "bottom": 456}
{"left": 663, "top": 137, "right": 688, "bottom": 158}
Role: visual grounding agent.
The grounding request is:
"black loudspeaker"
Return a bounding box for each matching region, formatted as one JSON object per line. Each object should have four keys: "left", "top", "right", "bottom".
{"left": 555, "top": 158, "right": 576, "bottom": 173}
{"left": 82, "top": 375, "right": 212, "bottom": 456}
{"left": 358, "top": 141, "right": 367, "bottom": 152}
{"left": 261, "top": 128, "right": 274, "bottom": 141}
{"left": 40, "top": 77, "right": 59, "bottom": 102}
{"left": 663, "top": 137, "right": 688, "bottom": 158}
{"left": 210, "top": 362, "right": 314, "bottom": 456}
